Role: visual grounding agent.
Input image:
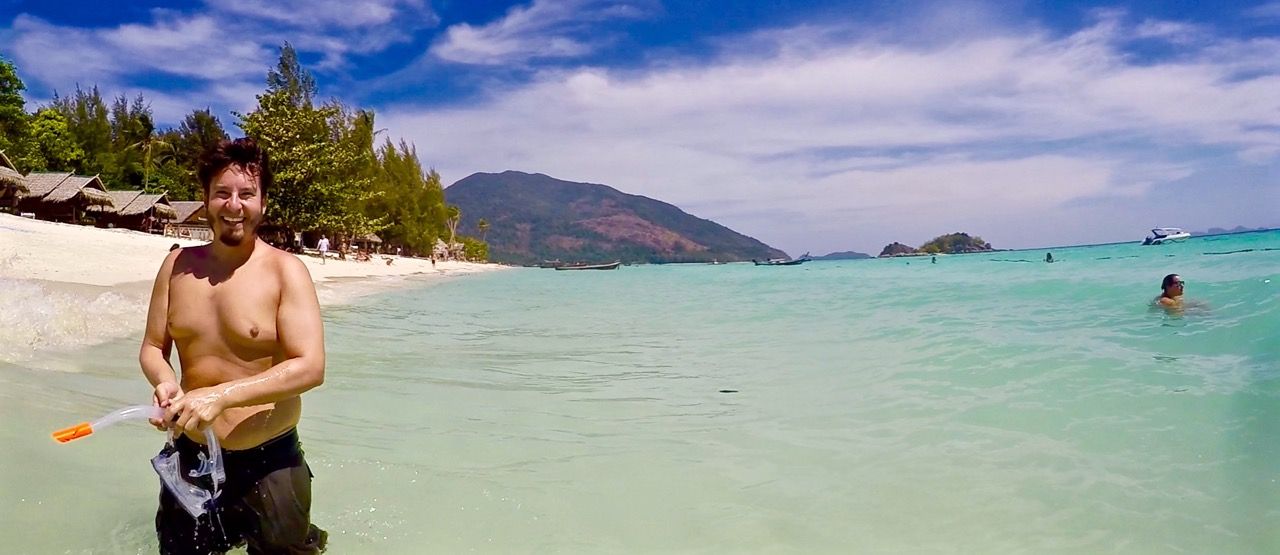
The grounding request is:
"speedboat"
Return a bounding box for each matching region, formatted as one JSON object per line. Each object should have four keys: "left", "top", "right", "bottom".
{"left": 1142, "top": 227, "right": 1191, "bottom": 245}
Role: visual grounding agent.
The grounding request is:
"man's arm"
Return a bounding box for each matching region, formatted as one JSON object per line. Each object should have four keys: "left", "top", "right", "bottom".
{"left": 170, "top": 255, "right": 325, "bottom": 432}
{"left": 141, "top": 250, "right": 182, "bottom": 429}
{"left": 140, "top": 250, "right": 179, "bottom": 387}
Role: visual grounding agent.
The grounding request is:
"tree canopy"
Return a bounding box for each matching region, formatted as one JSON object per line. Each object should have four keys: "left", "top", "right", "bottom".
{"left": 0, "top": 48, "right": 480, "bottom": 259}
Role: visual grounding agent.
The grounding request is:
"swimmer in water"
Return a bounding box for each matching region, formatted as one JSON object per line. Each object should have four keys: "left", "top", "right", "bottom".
{"left": 1154, "top": 273, "right": 1184, "bottom": 310}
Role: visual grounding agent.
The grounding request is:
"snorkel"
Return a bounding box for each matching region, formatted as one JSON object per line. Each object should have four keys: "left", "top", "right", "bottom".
{"left": 53, "top": 405, "right": 226, "bottom": 518}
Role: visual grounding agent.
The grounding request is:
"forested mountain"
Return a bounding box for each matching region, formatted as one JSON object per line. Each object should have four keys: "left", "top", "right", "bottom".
{"left": 447, "top": 171, "right": 785, "bottom": 265}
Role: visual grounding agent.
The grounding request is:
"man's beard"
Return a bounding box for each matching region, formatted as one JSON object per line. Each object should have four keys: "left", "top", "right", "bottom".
{"left": 215, "top": 219, "right": 257, "bottom": 246}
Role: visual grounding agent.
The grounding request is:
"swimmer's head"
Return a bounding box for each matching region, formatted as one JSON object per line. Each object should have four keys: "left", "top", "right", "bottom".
{"left": 1162, "top": 274, "right": 1184, "bottom": 295}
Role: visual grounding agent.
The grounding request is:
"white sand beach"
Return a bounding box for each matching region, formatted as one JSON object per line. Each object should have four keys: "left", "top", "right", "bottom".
{"left": 0, "top": 213, "right": 506, "bottom": 364}
{"left": 0, "top": 212, "right": 501, "bottom": 289}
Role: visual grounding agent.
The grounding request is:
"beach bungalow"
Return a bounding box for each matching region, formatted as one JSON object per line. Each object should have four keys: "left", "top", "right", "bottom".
{"left": 165, "top": 200, "right": 212, "bottom": 241}
{"left": 0, "top": 150, "right": 26, "bottom": 213}
{"left": 353, "top": 232, "right": 383, "bottom": 253}
{"left": 432, "top": 237, "right": 465, "bottom": 260}
{"left": 91, "top": 190, "right": 178, "bottom": 232}
{"left": 17, "top": 172, "right": 114, "bottom": 223}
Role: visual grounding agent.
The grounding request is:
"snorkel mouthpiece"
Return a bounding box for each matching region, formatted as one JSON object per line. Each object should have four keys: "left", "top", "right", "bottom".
{"left": 52, "top": 422, "right": 94, "bottom": 443}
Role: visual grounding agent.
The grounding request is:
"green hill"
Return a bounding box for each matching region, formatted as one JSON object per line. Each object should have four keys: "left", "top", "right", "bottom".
{"left": 446, "top": 171, "right": 787, "bottom": 265}
{"left": 918, "top": 232, "right": 992, "bottom": 254}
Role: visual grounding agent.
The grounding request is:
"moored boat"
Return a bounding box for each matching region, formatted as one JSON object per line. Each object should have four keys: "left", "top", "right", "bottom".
{"left": 554, "top": 261, "right": 621, "bottom": 271}
{"left": 753, "top": 253, "right": 810, "bottom": 266}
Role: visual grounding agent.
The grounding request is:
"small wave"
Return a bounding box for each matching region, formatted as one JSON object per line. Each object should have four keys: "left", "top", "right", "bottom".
{"left": 1203, "top": 247, "right": 1280, "bottom": 256}
{"left": 0, "top": 278, "right": 147, "bottom": 364}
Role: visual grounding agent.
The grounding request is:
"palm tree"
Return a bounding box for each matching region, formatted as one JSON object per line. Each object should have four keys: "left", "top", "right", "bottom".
{"left": 131, "top": 136, "right": 174, "bottom": 193}
{"left": 477, "top": 218, "right": 490, "bottom": 243}
{"left": 446, "top": 205, "right": 461, "bottom": 247}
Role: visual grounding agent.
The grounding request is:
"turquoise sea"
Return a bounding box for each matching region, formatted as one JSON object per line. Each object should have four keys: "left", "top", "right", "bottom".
{"left": 2, "top": 231, "right": 1278, "bottom": 553}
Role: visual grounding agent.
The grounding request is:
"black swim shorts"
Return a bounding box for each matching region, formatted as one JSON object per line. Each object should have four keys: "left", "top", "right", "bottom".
{"left": 155, "top": 428, "right": 327, "bottom": 554}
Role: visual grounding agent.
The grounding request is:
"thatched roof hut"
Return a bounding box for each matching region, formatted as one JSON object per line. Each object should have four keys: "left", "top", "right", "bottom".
{"left": 47, "top": 175, "right": 113, "bottom": 206}
{"left": 22, "top": 172, "right": 72, "bottom": 199}
{"left": 97, "top": 190, "right": 142, "bottom": 214}
{"left": 119, "top": 192, "right": 177, "bottom": 220}
{"left": 169, "top": 201, "right": 206, "bottom": 224}
{"left": 0, "top": 150, "right": 25, "bottom": 190}
{"left": 89, "top": 190, "right": 178, "bottom": 229}
{"left": 23, "top": 172, "right": 113, "bottom": 206}
{"left": 0, "top": 150, "right": 27, "bottom": 210}
{"left": 18, "top": 172, "right": 115, "bottom": 223}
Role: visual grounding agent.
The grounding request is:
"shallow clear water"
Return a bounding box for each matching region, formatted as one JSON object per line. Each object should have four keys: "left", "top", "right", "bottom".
{"left": 3, "top": 232, "right": 1279, "bottom": 553}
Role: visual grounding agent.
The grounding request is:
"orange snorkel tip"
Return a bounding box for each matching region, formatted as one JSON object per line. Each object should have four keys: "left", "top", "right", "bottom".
{"left": 52, "top": 422, "right": 94, "bottom": 443}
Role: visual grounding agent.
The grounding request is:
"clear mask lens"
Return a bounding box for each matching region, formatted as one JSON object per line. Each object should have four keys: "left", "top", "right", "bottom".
{"left": 151, "top": 430, "right": 225, "bottom": 518}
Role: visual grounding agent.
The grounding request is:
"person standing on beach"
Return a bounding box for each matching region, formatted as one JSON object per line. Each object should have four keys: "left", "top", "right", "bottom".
{"left": 317, "top": 234, "right": 329, "bottom": 265}
{"left": 139, "top": 138, "right": 327, "bottom": 553}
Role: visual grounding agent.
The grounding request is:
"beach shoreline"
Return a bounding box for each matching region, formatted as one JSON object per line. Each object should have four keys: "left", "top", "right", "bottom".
{"left": 0, "top": 212, "right": 505, "bottom": 290}
{"left": 0, "top": 212, "right": 508, "bottom": 364}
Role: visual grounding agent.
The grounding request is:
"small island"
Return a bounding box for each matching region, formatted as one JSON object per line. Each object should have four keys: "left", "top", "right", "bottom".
{"left": 811, "top": 250, "right": 872, "bottom": 261}
{"left": 878, "top": 232, "right": 994, "bottom": 257}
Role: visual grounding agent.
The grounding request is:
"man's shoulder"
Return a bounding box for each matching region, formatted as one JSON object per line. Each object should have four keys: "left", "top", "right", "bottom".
{"left": 167, "top": 243, "right": 210, "bottom": 271}
{"left": 264, "top": 246, "right": 314, "bottom": 281}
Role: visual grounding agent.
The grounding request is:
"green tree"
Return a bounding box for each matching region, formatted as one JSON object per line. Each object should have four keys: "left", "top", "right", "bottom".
{"left": 477, "top": 218, "right": 490, "bottom": 243}
{"left": 52, "top": 86, "right": 112, "bottom": 176}
{"left": 107, "top": 94, "right": 154, "bottom": 189}
{"left": 132, "top": 134, "right": 173, "bottom": 193}
{"left": 175, "top": 108, "right": 228, "bottom": 167}
{"left": 360, "top": 140, "right": 457, "bottom": 256}
{"left": 0, "top": 56, "right": 30, "bottom": 163}
{"left": 266, "top": 42, "right": 316, "bottom": 108}
{"left": 238, "top": 44, "right": 380, "bottom": 236}
{"left": 445, "top": 204, "right": 461, "bottom": 246}
{"left": 459, "top": 236, "right": 488, "bottom": 261}
{"left": 22, "top": 108, "right": 84, "bottom": 171}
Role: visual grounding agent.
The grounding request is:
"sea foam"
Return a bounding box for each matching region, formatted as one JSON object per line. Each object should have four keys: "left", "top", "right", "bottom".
{"left": 0, "top": 278, "right": 148, "bottom": 365}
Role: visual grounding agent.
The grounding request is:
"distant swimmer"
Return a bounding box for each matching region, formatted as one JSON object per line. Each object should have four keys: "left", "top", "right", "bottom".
{"left": 1045, "top": 252, "right": 1054, "bottom": 263}
{"left": 931, "top": 256, "right": 937, "bottom": 264}
{"left": 1154, "top": 273, "right": 1184, "bottom": 309}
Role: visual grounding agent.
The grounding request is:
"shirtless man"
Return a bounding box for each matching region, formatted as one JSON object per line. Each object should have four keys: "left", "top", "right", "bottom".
{"left": 140, "top": 138, "right": 327, "bottom": 553}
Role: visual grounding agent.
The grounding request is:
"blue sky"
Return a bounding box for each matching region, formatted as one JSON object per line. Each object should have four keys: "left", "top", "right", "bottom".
{"left": 3, "top": 0, "right": 1278, "bottom": 255}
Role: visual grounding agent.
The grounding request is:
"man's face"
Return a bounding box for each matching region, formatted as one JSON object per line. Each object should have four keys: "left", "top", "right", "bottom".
{"left": 206, "top": 166, "right": 264, "bottom": 247}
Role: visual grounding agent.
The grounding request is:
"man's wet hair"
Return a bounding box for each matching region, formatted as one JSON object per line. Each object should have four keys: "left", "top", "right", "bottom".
{"left": 197, "top": 138, "right": 272, "bottom": 197}
{"left": 1162, "top": 274, "right": 1180, "bottom": 290}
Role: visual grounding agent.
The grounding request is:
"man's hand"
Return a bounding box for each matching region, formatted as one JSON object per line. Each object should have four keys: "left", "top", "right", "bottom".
{"left": 163, "top": 386, "right": 226, "bottom": 435}
{"left": 150, "top": 381, "right": 183, "bottom": 431}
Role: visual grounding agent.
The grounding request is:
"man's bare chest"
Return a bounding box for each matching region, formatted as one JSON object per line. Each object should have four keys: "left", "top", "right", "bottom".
{"left": 167, "top": 273, "right": 281, "bottom": 350}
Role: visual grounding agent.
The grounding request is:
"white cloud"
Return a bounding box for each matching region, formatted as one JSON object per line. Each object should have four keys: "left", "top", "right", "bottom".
{"left": 384, "top": 16, "right": 1280, "bottom": 253}
{"left": 213, "top": 0, "right": 427, "bottom": 28}
{"left": 1133, "top": 19, "right": 1202, "bottom": 44}
{"left": 429, "top": 0, "right": 656, "bottom": 65}
{"left": 1244, "top": 2, "right": 1280, "bottom": 19}
{"left": 2, "top": 1, "right": 435, "bottom": 120}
